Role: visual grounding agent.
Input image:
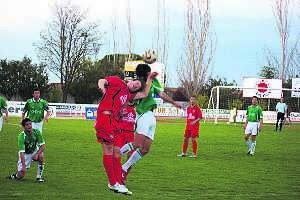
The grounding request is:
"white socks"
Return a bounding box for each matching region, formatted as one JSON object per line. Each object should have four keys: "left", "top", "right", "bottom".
{"left": 122, "top": 149, "right": 143, "bottom": 172}
{"left": 37, "top": 163, "right": 44, "bottom": 178}
{"left": 120, "top": 143, "right": 134, "bottom": 156}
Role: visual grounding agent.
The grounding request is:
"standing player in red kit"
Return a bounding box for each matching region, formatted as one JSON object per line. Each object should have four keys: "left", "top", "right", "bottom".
{"left": 177, "top": 96, "right": 203, "bottom": 158}
{"left": 95, "top": 72, "right": 155, "bottom": 195}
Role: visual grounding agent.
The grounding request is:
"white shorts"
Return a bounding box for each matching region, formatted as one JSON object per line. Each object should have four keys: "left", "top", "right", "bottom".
{"left": 0, "top": 116, "right": 3, "bottom": 131}
{"left": 136, "top": 111, "right": 156, "bottom": 140}
{"left": 245, "top": 122, "right": 259, "bottom": 136}
{"left": 32, "top": 122, "right": 43, "bottom": 133}
{"left": 17, "top": 149, "right": 40, "bottom": 171}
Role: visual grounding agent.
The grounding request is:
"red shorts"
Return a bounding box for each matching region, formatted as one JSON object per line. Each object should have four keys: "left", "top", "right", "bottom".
{"left": 114, "top": 131, "right": 134, "bottom": 148}
{"left": 94, "top": 113, "right": 120, "bottom": 144}
{"left": 184, "top": 127, "right": 199, "bottom": 138}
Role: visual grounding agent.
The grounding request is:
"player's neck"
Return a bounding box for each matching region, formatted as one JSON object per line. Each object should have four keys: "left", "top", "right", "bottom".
{"left": 24, "top": 130, "right": 32, "bottom": 135}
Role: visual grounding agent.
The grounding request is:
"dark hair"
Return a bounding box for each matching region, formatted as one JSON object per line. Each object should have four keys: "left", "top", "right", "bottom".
{"left": 21, "top": 118, "right": 32, "bottom": 126}
{"left": 136, "top": 64, "right": 151, "bottom": 82}
{"left": 33, "top": 88, "right": 40, "bottom": 93}
{"left": 252, "top": 96, "right": 258, "bottom": 100}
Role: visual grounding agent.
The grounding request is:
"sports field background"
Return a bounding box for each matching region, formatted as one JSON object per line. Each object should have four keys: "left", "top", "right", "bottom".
{"left": 0, "top": 117, "right": 299, "bottom": 199}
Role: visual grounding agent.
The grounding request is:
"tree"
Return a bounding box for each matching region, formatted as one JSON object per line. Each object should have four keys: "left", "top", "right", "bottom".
{"left": 0, "top": 57, "right": 48, "bottom": 100}
{"left": 178, "top": 0, "right": 216, "bottom": 98}
{"left": 69, "top": 54, "right": 132, "bottom": 103}
{"left": 259, "top": 65, "right": 276, "bottom": 78}
{"left": 265, "top": 0, "right": 300, "bottom": 80}
{"left": 0, "top": 59, "right": 17, "bottom": 100}
{"left": 202, "top": 76, "right": 236, "bottom": 96}
{"left": 35, "top": 2, "right": 103, "bottom": 102}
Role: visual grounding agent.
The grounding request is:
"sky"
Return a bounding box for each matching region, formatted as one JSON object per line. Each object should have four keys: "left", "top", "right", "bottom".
{"left": 0, "top": 0, "right": 299, "bottom": 87}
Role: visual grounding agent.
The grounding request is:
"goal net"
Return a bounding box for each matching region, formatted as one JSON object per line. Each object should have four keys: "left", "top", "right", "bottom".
{"left": 207, "top": 86, "right": 300, "bottom": 123}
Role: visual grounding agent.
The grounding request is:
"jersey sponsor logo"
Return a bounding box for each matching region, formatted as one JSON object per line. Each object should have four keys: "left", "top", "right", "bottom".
{"left": 122, "top": 112, "right": 135, "bottom": 122}
{"left": 120, "top": 95, "right": 128, "bottom": 105}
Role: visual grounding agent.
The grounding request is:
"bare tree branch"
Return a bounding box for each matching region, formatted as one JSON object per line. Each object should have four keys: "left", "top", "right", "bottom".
{"left": 266, "top": 0, "right": 300, "bottom": 80}
{"left": 35, "top": 2, "right": 103, "bottom": 102}
{"left": 178, "top": 0, "right": 216, "bottom": 98}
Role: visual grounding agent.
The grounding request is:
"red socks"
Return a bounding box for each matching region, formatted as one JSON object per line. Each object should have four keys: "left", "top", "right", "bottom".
{"left": 103, "top": 155, "right": 116, "bottom": 185}
{"left": 182, "top": 140, "right": 188, "bottom": 154}
{"left": 192, "top": 140, "right": 197, "bottom": 155}
{"left": 113, "top": 156, "right": 122, "bottom": 184}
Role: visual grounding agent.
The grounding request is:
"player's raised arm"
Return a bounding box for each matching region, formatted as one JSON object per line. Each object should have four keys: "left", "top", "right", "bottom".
{"left": 158, "top": 91, "right": 182, "bottom": 109}
{"left": 133, "top": 72, "right": 157, "bottom": 100}
{"left": 98, "top": 79, "right": 108, "bottom": 94}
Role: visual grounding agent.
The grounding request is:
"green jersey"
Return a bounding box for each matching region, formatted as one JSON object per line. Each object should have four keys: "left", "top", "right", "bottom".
{"left": 18, "top": 129, "right": 45, "bottom": 154}
{"left": 246, "top": 105, "right": 263, "bottom": 122}
{"left": 23, "top": 98, "right": 49, "bottom": 122}
{"left": 0, "top": 96, "right": 7, "bottom": 117}
{"left": 136, "top": 78, "right": 163, "bottom": 115}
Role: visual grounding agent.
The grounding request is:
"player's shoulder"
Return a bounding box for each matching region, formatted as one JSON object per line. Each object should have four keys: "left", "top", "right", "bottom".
{"left": 26, "top": 98, "right": 33, "bottom": 103}
{"left": 40, "top": 98, "right": 48, "bottom": 103}
{"left": 18, "top": 131, "right": 25, "bottom": 138}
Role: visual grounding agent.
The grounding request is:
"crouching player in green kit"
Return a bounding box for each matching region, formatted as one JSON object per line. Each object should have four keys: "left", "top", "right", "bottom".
{"left": 8, "top": 118, "right": 46, "bottom": 182}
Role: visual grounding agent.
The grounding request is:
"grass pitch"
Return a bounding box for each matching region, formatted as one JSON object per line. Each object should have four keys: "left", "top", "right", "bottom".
{"left": 0, "top": 117, "right": 299, "bottom": 200}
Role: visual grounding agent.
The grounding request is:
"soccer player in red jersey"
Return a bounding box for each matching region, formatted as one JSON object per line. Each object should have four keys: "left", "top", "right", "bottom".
{"left": 95, "top": 73, "right": 155, "bottom": 195}
{"left": 114, "top": 100, "right": 136, "bottom": 183}
{"left": 178, "top": 96, "right": 203, "bottom": 158}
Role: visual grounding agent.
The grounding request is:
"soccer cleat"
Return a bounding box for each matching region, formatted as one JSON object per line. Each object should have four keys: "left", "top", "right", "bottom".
{"left": 247, "top": 149, "right": 251, "bottom": 155}
{"left": 189, "top": 154, "right": 197, "bottom": 158}
{"left": 249, "top": 151, "right": 255, "bottom": 156}
{"left": 36, "top": 177, "right": 45, "bottom": 182}
{"left": 177, "top": 153, "right": 187, "bottom": 157}
{"left": 7, "top": 173, "right": 17, "bottom": 180}
{"left": 108, "top": 183, "right": 119, "bottom": 191}
{"left": 116, "top": 184, "right": 132, "bottom": 195}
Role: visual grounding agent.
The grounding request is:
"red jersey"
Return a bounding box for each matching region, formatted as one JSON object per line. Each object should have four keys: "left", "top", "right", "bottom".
{"left": 97, "top": 76, "right": 135, "bottom": 120}
{"left": 119, "top": 105, "right": 136, "bottom": 132}
{"left": 186, "top": 105, "right": 202, "bottom": 128}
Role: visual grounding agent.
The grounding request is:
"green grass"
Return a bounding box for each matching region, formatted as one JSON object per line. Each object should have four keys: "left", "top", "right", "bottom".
{"left": 0, "top": 117, "right": 299, "bottom": 200}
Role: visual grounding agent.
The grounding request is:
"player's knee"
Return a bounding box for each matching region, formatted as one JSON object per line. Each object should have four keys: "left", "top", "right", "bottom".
{"left": 133, "top": 142, "right": 142, "bottom": 149}
{"left": 140, "top": 147, "right": 150, "bottom": 155}
{"left": 113, "top": 150, "right": 121, "bottom": 158}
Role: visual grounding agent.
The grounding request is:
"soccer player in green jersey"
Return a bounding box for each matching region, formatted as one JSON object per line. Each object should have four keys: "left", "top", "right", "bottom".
{"left": 0, "top": 96, "right": 9, "bottom": 132}
{"left": 243, "top": 96, "right": 263, "bottom": 156}
{"left": 120, "top": 64, "right": 181, "bottom": 181}
{"left": 22, "top": 88, "right": 51, "bottom": 133}
{"left": 8, "top": 118, "right": 46, "bottom": 182}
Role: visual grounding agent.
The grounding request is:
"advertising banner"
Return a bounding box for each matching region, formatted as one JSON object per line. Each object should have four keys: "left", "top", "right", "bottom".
{"left": 7, "top": 101, "right": 56, "bottom": 118}
{"left": 243, "top": 78, "right": 282, "bottom": 99}
{"left": 85, "top": 107, "right": 97, "bottom": 120}
{"left": 291, "top": 78, "right": 300, "bottom": 97}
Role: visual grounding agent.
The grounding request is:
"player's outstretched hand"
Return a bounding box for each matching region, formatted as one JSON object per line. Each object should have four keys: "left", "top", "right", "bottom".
{"left": 98, "top": 79, "right": 107, "bottom": 94}
{"left": 174, "top": 102, "right": 182, "bottom": 109}
{"left": 148, "top": 72, "right": 158, "bottom": 79}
